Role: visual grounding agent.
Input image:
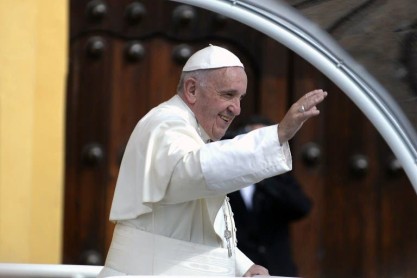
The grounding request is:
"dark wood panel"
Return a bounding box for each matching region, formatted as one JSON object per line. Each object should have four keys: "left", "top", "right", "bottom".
{"left": 64, "top": 35, "right": 114, "bottom": 264}
{"left": 378, "top": 138, "right": 417, "bottom": 278}
{"left": 288, "top": 54, "right": 417, "bottom": 278}
{"left": 289, "top": 55, "right": 327, "bottom": 278}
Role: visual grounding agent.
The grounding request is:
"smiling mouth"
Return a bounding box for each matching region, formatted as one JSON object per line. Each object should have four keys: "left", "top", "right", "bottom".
{"left": 220, "top": 114, "right": 232, "bottom": 123}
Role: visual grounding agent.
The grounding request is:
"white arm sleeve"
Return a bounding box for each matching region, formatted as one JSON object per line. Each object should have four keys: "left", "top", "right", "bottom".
{"left": 163, "top": 125, "right": 292, "bottom": 203}
{"left": 235, "top": 247, "right": 254, "bottom": 276}
{"left": 201, "top": 125, "right": 292, "bottom": 192}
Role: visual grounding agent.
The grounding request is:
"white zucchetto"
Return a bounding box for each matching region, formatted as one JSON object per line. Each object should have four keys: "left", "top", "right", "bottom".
{"left": 182, "top": 44, "right": 244, "bottom": 72}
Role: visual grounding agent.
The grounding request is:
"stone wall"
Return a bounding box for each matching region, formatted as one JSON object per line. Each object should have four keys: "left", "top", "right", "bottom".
{"left": 286, "top": 0, "right": 417, "bottom": 126}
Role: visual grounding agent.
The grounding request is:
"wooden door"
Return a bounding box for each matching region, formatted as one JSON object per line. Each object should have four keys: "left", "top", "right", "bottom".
{"left": 289, "top": 55, "right": 417, "bottom": 278}
{"left": 65, "top": 1, "right": 417, "bottom": 277}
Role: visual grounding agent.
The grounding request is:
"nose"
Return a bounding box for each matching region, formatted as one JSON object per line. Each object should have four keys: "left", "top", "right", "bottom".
{"left": 228, "top": 98, "right": 241, "bottom": 116}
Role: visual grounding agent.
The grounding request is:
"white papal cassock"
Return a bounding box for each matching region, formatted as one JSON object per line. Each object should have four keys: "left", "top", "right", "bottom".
{"left": 98, "top": 95, "right": 292, "bottom": 277}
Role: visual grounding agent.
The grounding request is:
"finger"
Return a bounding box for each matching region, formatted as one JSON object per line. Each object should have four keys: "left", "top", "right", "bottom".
{"left": 306, "top": 91, "right": 327, "bottom": 106}
{"left": 297, "top": 104, "right": 306, "bottom": 113}
{"left": 303, "top": 89, "right": 324, "bottom": 99}
{"left": 299, "top": 90, "right": 327, "bottom": 111}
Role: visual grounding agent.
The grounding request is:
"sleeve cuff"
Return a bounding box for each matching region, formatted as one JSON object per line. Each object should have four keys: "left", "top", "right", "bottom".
{"left": 235, "top": 247, "right": 254, "bottom": 276}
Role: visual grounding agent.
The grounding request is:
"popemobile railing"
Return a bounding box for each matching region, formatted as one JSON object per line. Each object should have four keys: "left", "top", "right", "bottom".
{"left": 0, "top": 263, "right": 102, "bottom": 278}
{"left": 0, "top": 263, "right": 295, "bottom": 278}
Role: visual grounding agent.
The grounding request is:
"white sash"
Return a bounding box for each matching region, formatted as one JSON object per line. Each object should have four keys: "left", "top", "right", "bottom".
{"left": 103, "top": 224, "right": 235, "bottom": 276}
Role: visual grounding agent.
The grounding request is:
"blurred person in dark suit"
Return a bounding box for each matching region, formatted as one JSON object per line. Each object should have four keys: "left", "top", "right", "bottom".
{"left": 226, "top": 115, "right": 312, "bottom": 277}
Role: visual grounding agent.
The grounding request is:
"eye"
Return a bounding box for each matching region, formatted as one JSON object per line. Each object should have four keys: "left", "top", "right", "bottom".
{"left": 226, "top": 92, "right": 235, "bottom": 99}
{"left": 220, "top": 92, "right": 235, "bottom": 99}
{"left": 219, "top": 90, "right": 244, "bottom": 101}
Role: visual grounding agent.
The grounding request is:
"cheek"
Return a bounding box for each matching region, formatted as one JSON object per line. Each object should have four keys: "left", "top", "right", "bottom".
{"left": 200, "top": 99, "right": 218, "bottom": 116}
{"left": 195, "top": 96, "right": 226, "bottom": 122}
{"left": 194, "top": 102, "right": 215, "bottom": 126}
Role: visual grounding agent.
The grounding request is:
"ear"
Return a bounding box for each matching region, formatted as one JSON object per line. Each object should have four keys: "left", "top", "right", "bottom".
{"left": 183, "top": 77, "right": 198, "bottom": 104}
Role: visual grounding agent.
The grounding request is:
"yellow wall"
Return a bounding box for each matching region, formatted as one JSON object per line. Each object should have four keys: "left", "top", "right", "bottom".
{"left": 0, "top": 0, "right": 67, "bottom": 263}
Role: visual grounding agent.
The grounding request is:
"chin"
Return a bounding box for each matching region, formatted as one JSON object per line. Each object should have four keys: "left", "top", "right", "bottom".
{"left": 214, "top": 133, "right": 226, "bottom": 141}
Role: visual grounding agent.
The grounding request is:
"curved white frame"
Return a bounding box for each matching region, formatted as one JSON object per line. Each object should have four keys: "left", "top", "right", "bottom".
{"left": 170, "top": 0, "right": 417, "bottom": 191}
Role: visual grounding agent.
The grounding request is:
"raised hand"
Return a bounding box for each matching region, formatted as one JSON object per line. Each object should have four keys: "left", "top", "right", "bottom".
{"left": 278, "top": 89, "right": 328, "bottom": 143}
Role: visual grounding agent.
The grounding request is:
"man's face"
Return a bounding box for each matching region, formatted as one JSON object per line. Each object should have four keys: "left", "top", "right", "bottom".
{"left": 192, "top": 67, "right": 247, "bottom": 141}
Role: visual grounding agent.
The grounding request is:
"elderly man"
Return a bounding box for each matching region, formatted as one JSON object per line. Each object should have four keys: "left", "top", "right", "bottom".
{"left": 98, "top": 45, "right": 327, "bottom": 277}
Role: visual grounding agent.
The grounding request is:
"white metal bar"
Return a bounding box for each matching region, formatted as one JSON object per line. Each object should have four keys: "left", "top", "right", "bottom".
{"left": 0, "top": 263, "right": 102, "bottom": 278}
